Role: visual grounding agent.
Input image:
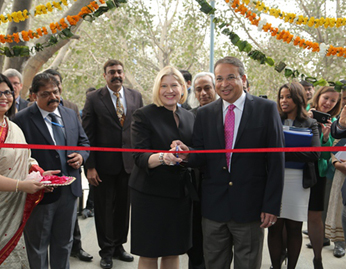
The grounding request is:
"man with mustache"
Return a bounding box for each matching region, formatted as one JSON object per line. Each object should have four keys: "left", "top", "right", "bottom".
{"left": 82, "top": 59, "right": 143, "bottom": 269}
{"left": 13, "top": 73, "right": 90, "bottom": 269}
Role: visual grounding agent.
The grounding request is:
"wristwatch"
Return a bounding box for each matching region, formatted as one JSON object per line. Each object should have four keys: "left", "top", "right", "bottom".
{"left": 159, "top": 153, "right": 165, "bottom": 165}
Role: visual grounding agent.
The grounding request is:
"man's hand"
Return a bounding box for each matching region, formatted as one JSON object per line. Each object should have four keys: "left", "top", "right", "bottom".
{"left": 87, "top": 168, "right": 102, "bottom": 186}
{"left": 170, "top": 140, "right": 190, "bottom": 161}
{"left": 67, "top": 153, "right": 83, "bottom": 170}
{"left": 339, "top": 105, "right": 346, "bottom": 128}
{"left": 260, "top": 212, "right": 277, "bottom": 228}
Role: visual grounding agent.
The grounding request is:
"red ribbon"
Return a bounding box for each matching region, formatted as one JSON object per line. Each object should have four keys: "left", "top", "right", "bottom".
{"left": 0, "top": 143, "right": 345, "bottom": 153}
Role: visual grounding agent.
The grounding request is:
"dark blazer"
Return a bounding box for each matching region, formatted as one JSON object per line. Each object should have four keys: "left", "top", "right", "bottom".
{"left": 13, "top": 103, "right": 90, "bottom": 204}
{"left": 129, "top": 104, "right": 195, "bottom": 198}
{"left": 61, "top": 99, "right": 81, "bottom": 122}
{"left": 188, "top": 93, "right": 285, "bottom": 223}
{"left": 284, "top": 117, "right": 320, "bottom": 187}
{"left": 18, "top": 97, "right": 29, "bottom": 111}
{"left": 82, "top": 86, "right": 143, "bottom": 175}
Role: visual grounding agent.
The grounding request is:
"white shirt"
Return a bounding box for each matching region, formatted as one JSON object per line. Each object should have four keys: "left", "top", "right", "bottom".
{"left": 37, "top": 104, "right": 65, "bottom": 145}
{"left": 107, "top": 86, "right": 127, "bottom": 115}
{"left": 222, "top": 91, "right": 246, "bottom": 170}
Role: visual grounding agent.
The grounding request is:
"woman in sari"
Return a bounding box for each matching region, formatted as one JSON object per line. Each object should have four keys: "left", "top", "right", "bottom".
{"left": 0, "top": 74, "right": 53, "bottom": 268}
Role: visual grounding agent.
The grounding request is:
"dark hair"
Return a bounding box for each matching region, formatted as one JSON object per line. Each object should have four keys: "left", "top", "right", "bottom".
{"left": 214, "top": 56, "right": 245, "bottom": 76}
{"left": 31, "top": 73, "right": 59, "bottom": 94}
{"left": 103, "top": 59, "right": 124, "bottom": 74}
{"left": 43, "top": 69, "right": 62, "bottom": 83}
{"left": 179, "top": 70, "right": 192, "bottom": 82}
{"left": 277, "top": 82, "right": 308, "bottom": 121}
{"left": 0, "top": 73, "right": 16, "bottom": 117}
{"left": 299, "top": 80, "right": 314, "bottom": 87}
{"left": 311, "top": 86, "right": 342, "bottom": 118}
{"left": 86, "top": 87, "right": 96, "bottom": 95}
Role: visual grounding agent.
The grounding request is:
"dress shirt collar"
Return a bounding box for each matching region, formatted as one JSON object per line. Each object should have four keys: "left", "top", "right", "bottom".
{"left": 222, "top": 90, "right": 246, "bottom": 113}
{"left": 107, "top": 85, "right": 124, "bottom": 98}
{"left": 36, "top": 103, "right": 62, "bottom": 119}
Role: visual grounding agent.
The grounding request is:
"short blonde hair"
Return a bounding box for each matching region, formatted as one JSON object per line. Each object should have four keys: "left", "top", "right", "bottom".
{"left": 152, "top": 66, "right": 187, "bottom": 107}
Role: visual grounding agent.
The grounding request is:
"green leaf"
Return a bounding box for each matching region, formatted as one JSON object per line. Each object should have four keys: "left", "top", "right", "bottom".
{"left": 275, "top": 62, "right": 286, "bottom": 73}
{"left": 265, "top": 57, "right": 274, "bottom": 66}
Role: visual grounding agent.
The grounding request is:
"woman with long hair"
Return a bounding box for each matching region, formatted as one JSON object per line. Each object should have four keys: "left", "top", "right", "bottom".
{"left": 268, "top": 82, "right": 320, "bottom": 269}
{"left": 307, "top": 86, "right": 342, "bottom": 268}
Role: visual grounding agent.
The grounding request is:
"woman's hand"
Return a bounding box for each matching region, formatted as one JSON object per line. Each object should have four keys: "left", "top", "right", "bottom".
{"left": 171, "top": 140, "right": 189, "bottom": 161}
{"left": 307, "top": 108, "right": 315, "bottom": 119}
{"left": 321, "top": 119, "right": 332, "bottom": 143}
{"left": 19, "top": 180, "right": 45, "bottom": 194}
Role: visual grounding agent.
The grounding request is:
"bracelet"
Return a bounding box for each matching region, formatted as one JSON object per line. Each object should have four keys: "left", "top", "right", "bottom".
{"left": 15, "top": 180, "right": 20, "bottom": 193}
{"left": 158, "top": 153, "right": 165, "bottom": 165}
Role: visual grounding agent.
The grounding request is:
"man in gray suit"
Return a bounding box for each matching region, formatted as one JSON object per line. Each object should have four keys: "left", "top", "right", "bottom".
{"left": 82, "top": 59, "right": 143, "bottom": 269}
{"left": 3, "top": 68, "right": 29, "bottom": 111}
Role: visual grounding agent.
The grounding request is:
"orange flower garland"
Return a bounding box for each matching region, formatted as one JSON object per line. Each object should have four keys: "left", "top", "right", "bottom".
{"left": 226, "top": 0, "right": 346, "bottom": 58}
{"left": 0, "top": 0, "right": 105, "bottom": 44}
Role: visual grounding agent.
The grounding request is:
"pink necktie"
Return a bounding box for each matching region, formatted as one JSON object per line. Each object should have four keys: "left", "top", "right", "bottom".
{"left": 225, "top": 104, "right": 235, "bottom": 167}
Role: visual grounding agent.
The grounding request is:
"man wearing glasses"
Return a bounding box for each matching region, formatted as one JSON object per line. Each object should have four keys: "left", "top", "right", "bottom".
{"left": 13, "top": 73, "right": 90, "bottom": 269}
{"left": 3, "top": 68, "right": 28, "bottom": 112}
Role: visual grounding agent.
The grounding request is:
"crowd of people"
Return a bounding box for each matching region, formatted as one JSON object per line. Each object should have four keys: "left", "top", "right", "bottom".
{"left": 0, "top": 56, "right": 346, "bottom": 269}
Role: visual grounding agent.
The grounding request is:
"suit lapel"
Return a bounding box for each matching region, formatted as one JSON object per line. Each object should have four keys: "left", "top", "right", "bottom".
{"left": 235, "top": 93, "right": 253, "bottom": 146}
{"left": 99, "top": 87, "right": 121, "bottom": 126}
{"left": 30, "top": 104, "right": 55, "bottom": 145}
{"left": 214, "top": 99, "right": 225, "bottom": 149}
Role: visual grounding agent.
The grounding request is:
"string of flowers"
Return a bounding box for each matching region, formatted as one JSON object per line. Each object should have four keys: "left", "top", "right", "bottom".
{"left": 0, "top": 0, "right": 106, "bottom": 45}
{"left": 0, "top": 0, "right": 75, "bottom": 25}
{"left": 240, "top": 0, "right": 346, "bottom": 29}
{"left": 225, "top": 0, "right": 346, "bottom": 58}
{"left": 194, "top": 0, "right": 346, "bottom": 91}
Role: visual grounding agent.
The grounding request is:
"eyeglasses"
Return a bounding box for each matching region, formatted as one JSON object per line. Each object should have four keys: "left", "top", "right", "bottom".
{"left": 38, "top": 89, "right": 60, "bottom": 98}
{"left": 0, "top": 90, "right": 14, "bottom": 98}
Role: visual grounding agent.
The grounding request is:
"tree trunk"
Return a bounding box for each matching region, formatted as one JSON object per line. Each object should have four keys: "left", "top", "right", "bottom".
{"left": 22, "top": 0, "right": 91, "bottom": 95}
{"left": 3, "top": 0, "right": 33, "bottom": 72}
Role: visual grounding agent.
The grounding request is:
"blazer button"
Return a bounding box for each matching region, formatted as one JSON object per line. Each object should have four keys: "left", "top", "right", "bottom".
{"left": 56, "top": 155, "right": 59, "bottom": 159}
{"left": 223, "top": 167, "right": 227, "bottom": 170}
{"left": 229, "top": 182, "right": 233, "bottom": 186}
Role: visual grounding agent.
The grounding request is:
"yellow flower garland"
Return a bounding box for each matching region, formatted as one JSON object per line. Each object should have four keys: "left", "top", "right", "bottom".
{"left": 0, "top": 0, "right": 75, "bottom": 25}
{"left": 0, "top": 0, "right": 105, "bottom": 44}
{"left": 241, "top": 0, "right": 346, "bottom": 29}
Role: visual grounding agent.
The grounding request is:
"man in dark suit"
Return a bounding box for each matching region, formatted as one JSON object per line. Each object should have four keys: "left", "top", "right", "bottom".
{"left": 3, "top": 68, "right": 29, "bottom": 111}
{"left": 172, "top": 56, "right": 284, "bottom": 269}
{"left": 42, "top": 69, "right": 93, "bottom": 262}
{"left": 13, "top": 73, "right": 90, "bottom": 269}
{"left": 82, "top": 59, "right": 143, "bottom": 269}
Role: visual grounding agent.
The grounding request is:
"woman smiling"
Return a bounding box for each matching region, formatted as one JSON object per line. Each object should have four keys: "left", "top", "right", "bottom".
{"left": 129, "top": 66, "right": 195, "bottom": 269}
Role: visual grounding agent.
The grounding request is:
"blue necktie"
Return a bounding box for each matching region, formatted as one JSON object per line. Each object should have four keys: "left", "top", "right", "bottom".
{"left": 49, "top": 113, "right": 68, "bottom": 175}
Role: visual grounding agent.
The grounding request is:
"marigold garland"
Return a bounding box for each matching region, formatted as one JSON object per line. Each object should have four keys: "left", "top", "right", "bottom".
{"left": 0, "top": 1, "right": 76, "bottom": 26}
{"left": 194, "top": 0, "right": 346, "bottom": 91}
{"left": 0, "top": 0, "right": 105, "bottom": 44}
{"left": 225, "top": 0, "right": 346, "bottom": 58}
{"left": 240, "top": 0, "right": 346, "bottom": 29}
